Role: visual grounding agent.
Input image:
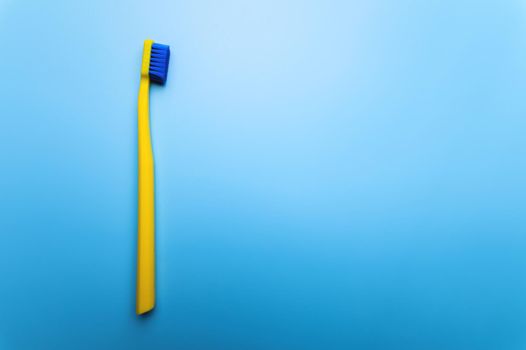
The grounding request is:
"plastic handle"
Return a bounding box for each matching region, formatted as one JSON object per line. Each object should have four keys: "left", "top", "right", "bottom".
{"left": 136, "top": 75, "right": 155, "bottom": 314}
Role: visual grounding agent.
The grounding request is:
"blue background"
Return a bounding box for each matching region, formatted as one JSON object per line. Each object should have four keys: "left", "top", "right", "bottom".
{"left": 1, "top": 1, "right": 526, "bottom": 349}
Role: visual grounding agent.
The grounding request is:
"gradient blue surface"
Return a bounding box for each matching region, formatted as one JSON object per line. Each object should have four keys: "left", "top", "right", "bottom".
{"left": 1, "top": 1, "right": 526, "bottom": 349}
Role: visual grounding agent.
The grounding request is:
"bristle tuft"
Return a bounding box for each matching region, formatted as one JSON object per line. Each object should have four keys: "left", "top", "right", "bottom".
{"left": 149, "top": 43, "right": 170, "bottom": 84}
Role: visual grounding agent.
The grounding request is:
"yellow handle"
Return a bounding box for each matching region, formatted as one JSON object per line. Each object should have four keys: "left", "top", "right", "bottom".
{"left": 136, "top": 72, "right": 155, "bottom": 314}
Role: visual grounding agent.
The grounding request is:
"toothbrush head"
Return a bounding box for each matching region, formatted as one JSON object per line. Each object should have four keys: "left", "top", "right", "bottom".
{"left": 141, "top": 40, "right": 170, "bottom": 85}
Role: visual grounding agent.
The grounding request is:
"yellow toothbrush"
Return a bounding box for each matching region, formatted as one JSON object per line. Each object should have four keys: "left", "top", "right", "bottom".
{"left": 136, "top": 39, "right": 170, "bottom": 315}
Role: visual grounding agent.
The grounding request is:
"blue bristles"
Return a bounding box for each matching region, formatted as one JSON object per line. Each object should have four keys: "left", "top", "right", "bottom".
{"left": 149, "top": 43, "right": 170, "bottom": 85}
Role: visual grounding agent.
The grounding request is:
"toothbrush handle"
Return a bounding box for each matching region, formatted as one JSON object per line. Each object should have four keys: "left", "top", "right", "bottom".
{"left": 136, "top": 76, "right": 155, "bottom": 314}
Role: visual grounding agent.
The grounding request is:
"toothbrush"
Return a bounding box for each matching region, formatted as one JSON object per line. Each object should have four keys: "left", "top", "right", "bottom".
{"left": 136, "top": 39, "right": 170, "bottom": 315}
